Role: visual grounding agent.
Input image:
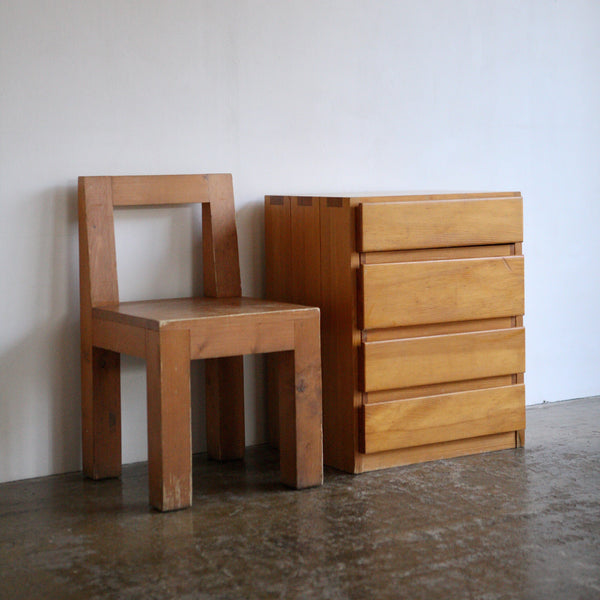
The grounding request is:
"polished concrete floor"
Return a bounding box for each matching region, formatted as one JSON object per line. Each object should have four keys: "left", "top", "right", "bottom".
{"left": 1, "top": 397, "right": 599, "bottom": 599}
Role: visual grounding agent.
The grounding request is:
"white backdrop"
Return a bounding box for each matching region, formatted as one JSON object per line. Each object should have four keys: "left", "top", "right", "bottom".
{"left": 1, "top": 0, "right": 599, "bottom": 482}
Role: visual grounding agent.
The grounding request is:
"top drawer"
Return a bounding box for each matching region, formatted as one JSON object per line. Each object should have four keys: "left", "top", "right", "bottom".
{"left": 358, "top": 196, "right": 523, "bottom": 252}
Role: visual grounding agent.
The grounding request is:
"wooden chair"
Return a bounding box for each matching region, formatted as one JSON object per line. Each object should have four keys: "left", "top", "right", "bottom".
{"left": 78, "top": 174, "right": 323, "bottom": 511}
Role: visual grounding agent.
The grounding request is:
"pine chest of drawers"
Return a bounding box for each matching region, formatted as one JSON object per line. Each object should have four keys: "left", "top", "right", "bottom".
{"left": 265, "top": 192, "right": 525, "bottom": 473}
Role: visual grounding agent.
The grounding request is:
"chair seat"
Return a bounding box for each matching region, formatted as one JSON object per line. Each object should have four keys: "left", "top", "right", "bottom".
{"left": 92, "top": 296, "right": 320, "bottom": 361}
{"left": 94, "top": 296, "right": 315, "bottom": 330}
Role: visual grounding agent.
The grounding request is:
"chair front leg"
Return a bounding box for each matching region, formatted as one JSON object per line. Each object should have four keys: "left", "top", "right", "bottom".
{"left": 146, "top": 329, "right": 192, "bottom": 511}
{"left": 278, "top": 313, "right": 323, "bottom": 489}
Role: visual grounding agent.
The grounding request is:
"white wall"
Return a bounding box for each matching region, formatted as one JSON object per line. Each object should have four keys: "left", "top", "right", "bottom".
{"left": 1, "top": 0, "right": 599, "bottom": 483}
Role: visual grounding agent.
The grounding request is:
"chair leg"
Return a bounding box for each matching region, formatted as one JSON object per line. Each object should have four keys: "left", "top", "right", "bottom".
{"left": 278, "top": 315, "right": 323, "bottom": 489}
{"left": 205, "top": 356, "right": 245, "bottom": 461}
{"left": 266, "top": 354, "right": 280, "bottom": 448}
{"left": 146, "top": 329, "right": 192, "bottom": 511}
{"left": 81, "top": 346, "right": 121, "bottom": 479}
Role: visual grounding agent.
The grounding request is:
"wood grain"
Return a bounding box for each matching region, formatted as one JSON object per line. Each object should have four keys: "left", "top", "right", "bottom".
{"left": 78, "top": 176, "right": 121, "bottom": 479}
{"left": 189, "top": 318, "right": 296, "bottom": 359}
{"left": 360, "top": 256, "right": 524, "bottom": 329}
{"left": 202, "top": 174, "right": 241, "bottom": 298}
{"left": 278, "top": 315, "right": 323, "bottom": 488}
{"left": 358, "top": 196, "right": 523, "bottom": 251}
{"left": 264, "top": 196, "right": 292, "bottom": 445}
{"left": 111, "top": 174, "right": 215, "bottom": 206}
{"left": 79, "top": 177, "right": 120, "bottom": 306}
{"left": 93, "top": 297, "right": 314, "bottom": 331}
{"left": 362, "top": 328, "right": 525, "bottom": 392}
{"left": 318, "top": 198, "right": 359, "bottom": 473}
{"left": 266, "top": 195, "right": 357, "bottom": 473}
{"left": 290, "top": 197, "right": 321, "bottom": 307}
{"left": 146, "top": 328, "right": 192, "bottom": 511}
{"left": 361, "top": 384, "right": 525, "bottom": 453}
{"left": 92, "top": 318, "right": 146, "bottom": 359}
{"left": 89, "top": 348, "right": 121, "bottom": 478}
{"left": 357, "top": 432, "right": 517, "bottom": 473}
{"left": 265, "top": 196, "right": 292, "bottom": 302}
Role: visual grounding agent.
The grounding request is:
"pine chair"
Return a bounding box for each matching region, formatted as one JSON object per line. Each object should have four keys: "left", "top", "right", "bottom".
{"left": 78, "top": 174, "right": 323, "bottom": 511}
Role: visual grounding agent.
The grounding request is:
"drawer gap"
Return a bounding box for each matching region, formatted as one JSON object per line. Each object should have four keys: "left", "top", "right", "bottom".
{"left": 363, "top": 375, "right": 515, "bottom": 404}
{"left": 362, "top": 317, "right": 515, "bottom": 342}
{"left": 361, "top": 244, "right": 515, "bottom": 264}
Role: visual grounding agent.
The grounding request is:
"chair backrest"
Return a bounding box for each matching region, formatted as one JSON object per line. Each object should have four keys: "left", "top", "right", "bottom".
{"left": 78, "top": 174, "right": 241, "bottom": 312}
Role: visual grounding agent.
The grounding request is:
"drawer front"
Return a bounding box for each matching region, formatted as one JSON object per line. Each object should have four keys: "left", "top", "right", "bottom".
{"left": 360, "top": 256, "right": 524, "bottom": 329}
{"left": 358, "top": 196, "right": 523, "bottom": 252}
{"left": 360, "top": 384, "right": 525, "bottom": 453}
{"left": 361, "top": 327, "right": 525, "bottom": 392}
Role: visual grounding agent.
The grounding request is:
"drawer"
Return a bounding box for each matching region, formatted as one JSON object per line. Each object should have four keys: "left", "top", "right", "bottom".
{"left": 360, "top": 256, "right": 524, "bottom": 329}
{"left": 358, "top": 196, "right": 523, "bottom": 252}
{"left": 361, "top": 327, "right": 525, "bottom": 392}
{"left": 360, "top": 384, "right": 525, "bottom": 453}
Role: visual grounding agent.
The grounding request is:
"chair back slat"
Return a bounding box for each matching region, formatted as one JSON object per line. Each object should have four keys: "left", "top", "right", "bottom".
{"left": 78, "top": 173, "right": 242, "bottom": 308}
{"left": 111, "top": 174, "right": 218, "bottom": 207}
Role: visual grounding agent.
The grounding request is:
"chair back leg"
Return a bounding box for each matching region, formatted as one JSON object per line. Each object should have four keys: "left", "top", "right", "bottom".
{"left": 205, "top": 356, "right": 245, "bottom": 461}
{"left": 82, "top": 347, "right": 122, "bottom": 479}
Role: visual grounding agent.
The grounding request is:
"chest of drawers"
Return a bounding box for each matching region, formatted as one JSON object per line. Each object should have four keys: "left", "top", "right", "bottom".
{"left": 265, "top": 192, "right": 525, "bottom": 473}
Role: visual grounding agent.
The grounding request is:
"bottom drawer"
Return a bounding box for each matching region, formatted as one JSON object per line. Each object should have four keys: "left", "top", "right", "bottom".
{"left": 360, "top": 384, "right": 525, "bottom": 454}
